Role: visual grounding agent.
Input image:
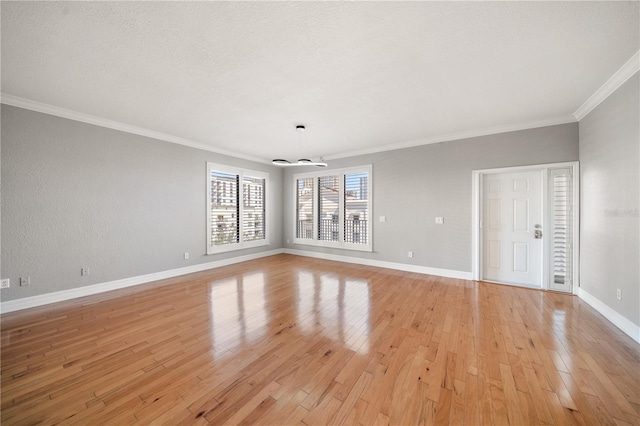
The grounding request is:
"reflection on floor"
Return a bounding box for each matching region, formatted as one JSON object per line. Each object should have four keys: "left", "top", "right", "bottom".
{"left": 1, "top": 254, "right": 639, "bottom": 425}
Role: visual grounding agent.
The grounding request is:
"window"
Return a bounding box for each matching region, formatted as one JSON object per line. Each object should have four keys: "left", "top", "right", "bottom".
{"left": 296, "top": 177, "right": 314, "bottom": 240}
{"left": 207, "top": 163, "right": 268, "bottom": 254}
{"left": 242, "top": 176, "right": 265, "bottom": 241}
{"left": 293, "top": 165, "right": 372, "bottom": 251}
{"left": 549, "top": 167, "right": 573, "bottom": 288}
{"left": 344, "top": 172, "right": 369, "bottom": 245}
{"left": 319, "top": 176, "right": 340, "bottom": 241}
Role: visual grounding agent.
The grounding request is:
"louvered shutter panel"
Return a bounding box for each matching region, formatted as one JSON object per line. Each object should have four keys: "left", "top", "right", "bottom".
{"left": 242, "top": 176, "right": 265, "bottom": 242}
{"left": 296, "top": 178, "right": 314, "bottom": 239}
{"left": 549, "top": 168, "right": 572, "bottom": 290}
{"left": 210, "top": 170, "right": 239, "bottom": 246}
{"left": 318, "top": 176, "right": 340, "bottom": 241}
{"left": 344, "top": 172, "right": 369, "bottom": 244}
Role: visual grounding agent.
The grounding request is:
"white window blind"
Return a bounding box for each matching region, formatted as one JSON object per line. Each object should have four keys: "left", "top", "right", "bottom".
{"left": 210, "top": 171, "right": 239, "bottom": 246}
{"left": 207, "top": 163, "right": 269, "bottom": 254}
{"left": 293, "top": 165, "right": 372, "bottom": 252}
{"left": 242, "top": 176, "right": 265, "bottom": 242}
{"left": 318, "top": 176, "right": 340, "bottom": 241}
{"left": 549, "top": 168, "right": 572, "bottom": 287}
{"left": 344, "top": 173, "right": 369, "bottom": 245}
{"left": 296, "top": 178, "right": 314, "bottom": 239}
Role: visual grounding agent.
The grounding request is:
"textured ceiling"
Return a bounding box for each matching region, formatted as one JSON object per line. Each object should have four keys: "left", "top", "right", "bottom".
{"left": 2, "top": 2, "right": 639, "bottom": 162}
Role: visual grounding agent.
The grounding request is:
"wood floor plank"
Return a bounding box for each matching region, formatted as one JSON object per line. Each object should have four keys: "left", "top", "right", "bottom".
{"left": 434, "top": 386, "right": 453, "bottom": 425}
{"left": 489, "top": 377, "right": 510, "bottom": 425}
{"left": 223, "top": 380, "right": 281, "bottom": 425}
{"left": 464, "top": 373, "right": 479, "bottom": 425}
{"left": 254, "top": 388, "right": 307, "bottom": 425}
{"left": 499, "top": 363, "right": 525, "bottom": 425}
{"left": 523, "top": 365, "right": 556, "bottom": 424}
{"left": 476, "top": 354, "right": 495, "bottom": 425}
{"left": 580, "top": 351, "right": 639, "bottom": 416}
{"left": 517, "top": 389, "right": 540, "bottom": 425}
{"left": 1, "top": 254, "right": 638, "bottom": 425}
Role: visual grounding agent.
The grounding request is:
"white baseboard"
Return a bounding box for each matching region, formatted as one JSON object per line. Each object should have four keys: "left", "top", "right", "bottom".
{"left": 0, "top": 249, "right": 284, "bottom": 314}
{"left": 283, "top": 248, "right": 473, "bottom": 280}
{"left": 578, "top": 288, "right": 640, "bottom": 344}
{"left": 0, "top": 249, "right": 472, "bottom": 314}
{"left": 4, "top": 248, "right": 637, "bottom": 347}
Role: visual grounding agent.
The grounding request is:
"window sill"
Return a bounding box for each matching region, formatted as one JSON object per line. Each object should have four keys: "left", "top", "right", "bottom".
{"left": 207, "top": 239, "right": 270, "bottom": 255}
{"left": 292, "top": 239, "right": 373, "bottom": 253}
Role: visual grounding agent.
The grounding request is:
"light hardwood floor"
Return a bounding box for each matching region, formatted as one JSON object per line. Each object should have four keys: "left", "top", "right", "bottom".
{"left": 1, "top": 254, "right": 639, "bottom": 425}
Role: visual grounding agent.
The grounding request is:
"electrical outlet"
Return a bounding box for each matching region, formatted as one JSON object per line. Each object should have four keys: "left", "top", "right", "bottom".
{"left": 616, "top": 288, "right": 621, "bottom": 300}
{"left": 435, "top": 217, "right": 444, "bottom": 224}
{"left": 0, "top": 279, "right": 9, "bottom": 289}
{"left": 184, "top": 252, "right": 189, "bottom": 260}
{"left": 380, "top": 216, "right": 386, "bottom": 223}
{"left": 20, "top": 276, "right": 30, "bottom": 286}
{"left": 408, "top": 251, "right": 414, "bottom": 258}
{"left": 81, "top": 267, "right": 90, "bottom": 276}
{"left": 286, "top": 239, "right": 290, "bottom": 244}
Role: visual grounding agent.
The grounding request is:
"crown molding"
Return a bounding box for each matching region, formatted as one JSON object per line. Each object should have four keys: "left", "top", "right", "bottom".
{"left": 0, "top": 94, "right": 271, "bottom": 165}
{"left": 574, "top": 50, "right": 640, "bottom": 121}
{"left": 324, "top": 115, "right": 577, "bottom": 161}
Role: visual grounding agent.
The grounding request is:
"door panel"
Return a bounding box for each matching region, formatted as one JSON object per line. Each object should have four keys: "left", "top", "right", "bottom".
{"left": 487, "top": 240, "right": 502, "bottom": 270}
{"left": 513, "top": 199, "right": 529, "bottom": 232}
{"left": 488, "top": 199, "right": 502, "bottom": 230}
{"left": 483, "top": 170, "right": 542, "bottom": 288}
{"left": 513, "top": 242, "right": 529, "bottom": 272}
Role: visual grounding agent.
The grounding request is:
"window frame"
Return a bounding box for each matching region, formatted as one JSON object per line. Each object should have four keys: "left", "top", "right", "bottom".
{"left": 206, "top": 162, "right": 269, "bottom": 254}
{"left": 293, "top": 165, "right": 372, "bottom": 252}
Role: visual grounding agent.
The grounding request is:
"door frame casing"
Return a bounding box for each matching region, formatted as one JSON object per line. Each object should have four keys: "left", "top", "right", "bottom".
{"left": 471, "top": 162, "right": 580, "bottom": 294}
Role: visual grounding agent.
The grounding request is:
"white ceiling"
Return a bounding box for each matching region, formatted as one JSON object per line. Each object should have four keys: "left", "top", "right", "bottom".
{"left": 2, "top": 2, "right": 639, "bottom": 163}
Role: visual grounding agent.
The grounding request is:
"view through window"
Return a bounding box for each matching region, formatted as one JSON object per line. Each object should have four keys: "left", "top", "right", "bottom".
{"left": 207, "top": 163, "right": 268, "bottom": 254}
{"left": 294, "top": 166, "right": 372, "bottom": 251}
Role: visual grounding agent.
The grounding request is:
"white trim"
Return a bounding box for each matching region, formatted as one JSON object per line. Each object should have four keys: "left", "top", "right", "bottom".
{"left": 578, "top": 288, "right": 640, "bottom": 344}
{"left": 5, "top": 47, "right": 638, "bottom": 165}
{"left": 1, "top": 94, "right": 578, "bottom": 164}
{"left": 0, "top": 94, "right": 270, "bottom": 165}
{"left": 574, "top": 50, "right": 640, "bottom": 121}
{"left": 541, "top": 168, "right": 550, "bottom": 291}
{"left": 293, "top": 164, "right": 373, "bottom": 180}
{"left": 324, "top": 115, "right": 576, "bottom": 161}
{"left": 471, "top": 162, "right": 580, "bottom": 294}
{"left": 3, "top": 249, "right": 635, "bottom": 346}
{"left": 284, "top": 248, "right": 472, "bottom": 280}
{"left": 0, "top": 249, "right": 283, "bottom": 314}
{"left": 1, "top": 249, "right": 471, "bottom": 314}
{"left": 480, "top": 278, "right": 544, "bottom": 291}
{"left": 572, "top": 162, "right": 580, "bottom": 296}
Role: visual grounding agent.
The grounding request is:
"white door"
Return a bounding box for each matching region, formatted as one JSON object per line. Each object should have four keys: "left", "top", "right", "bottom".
{"left": 482, "top": 170, "right": 543, "bottom": 288}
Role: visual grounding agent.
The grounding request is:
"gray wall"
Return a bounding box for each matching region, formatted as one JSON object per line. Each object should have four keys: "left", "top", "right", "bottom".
{"left": 0, "top": 104, "right": 581, "bottom": 305}
{"left": 579, "top": 73, "right": 640, "bottom": 327}
{"left": 283, "top": 123, "right": 579, "bottom": 272}
{"left": 1, "top": 105, "right": 283, "bottom": 302}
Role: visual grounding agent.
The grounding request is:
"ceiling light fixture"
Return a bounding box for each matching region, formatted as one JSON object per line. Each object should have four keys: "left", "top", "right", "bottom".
{"left": 272, "top": 125, "right": 328, "bottom": 167}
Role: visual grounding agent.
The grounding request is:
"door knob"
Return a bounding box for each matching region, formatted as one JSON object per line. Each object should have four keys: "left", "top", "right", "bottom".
{"left": 534, "top": 230, "right": 543, "bottom": 239}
